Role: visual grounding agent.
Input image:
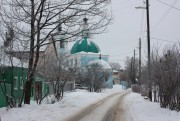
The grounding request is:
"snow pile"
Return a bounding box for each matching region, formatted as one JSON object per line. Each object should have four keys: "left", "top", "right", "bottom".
{"left": 125, "top": 93, "right": 180, "bottom": 121}
{"left": 0, "top": 85, "right": 123, "bottom": 121}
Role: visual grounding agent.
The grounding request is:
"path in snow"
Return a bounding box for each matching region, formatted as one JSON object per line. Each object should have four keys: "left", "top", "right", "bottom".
{"left": 65, "top": 90, "right": 131, "bottom": 121}
{"left": 107, "top": 90, "right": 133, "bottom": 121}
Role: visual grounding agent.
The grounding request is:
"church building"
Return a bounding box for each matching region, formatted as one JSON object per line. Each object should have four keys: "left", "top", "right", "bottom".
{"left": 69, "top": 18, "right": 113, "bottom": 88}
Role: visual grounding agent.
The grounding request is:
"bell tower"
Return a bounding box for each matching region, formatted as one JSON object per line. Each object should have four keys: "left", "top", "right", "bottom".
{"left": 53, "top": 16, "right": 68, "bottom": 54}
{"left": 82, "top": 17, "right": 90, "bottom": 38}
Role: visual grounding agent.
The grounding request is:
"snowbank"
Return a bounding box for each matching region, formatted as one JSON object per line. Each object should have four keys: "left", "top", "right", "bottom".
{"left": 125, "top": 93, "right": 180, "bottom": 121}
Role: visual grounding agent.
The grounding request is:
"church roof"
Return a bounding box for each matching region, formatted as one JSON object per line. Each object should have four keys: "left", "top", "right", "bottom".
{"left": 88, "top": 59, "right": 111, "bottom": 69}
{"left": 70, "top": 37, "right": 100, "bottom": 54}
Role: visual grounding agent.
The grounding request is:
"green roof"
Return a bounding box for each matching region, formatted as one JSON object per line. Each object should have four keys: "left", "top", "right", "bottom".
{"left": 71, "top": 37, "right": 100, "bottom": 54}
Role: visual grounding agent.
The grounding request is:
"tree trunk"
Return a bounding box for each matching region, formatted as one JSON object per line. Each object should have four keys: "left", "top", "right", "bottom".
{"left": 149, "top": 90, "right": 152, "bottom": 101}
{"left": 24, "top": 80, "right": 32, "bottom": 104}
{"left": 24, "top": 0, "right": 35, "bottom": 104}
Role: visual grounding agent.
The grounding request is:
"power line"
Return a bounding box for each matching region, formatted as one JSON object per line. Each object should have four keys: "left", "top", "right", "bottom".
{"left": 156, "top": 0, "right": 180, "bottom": 11}
{"left": 110, "top": 51, "right": 133, "bottom": 57}
{"left": 151, "top": 0, "right": 178, "bottom": 33}
{"left": 151, "top": 37, "right": 179, "bottom": 43}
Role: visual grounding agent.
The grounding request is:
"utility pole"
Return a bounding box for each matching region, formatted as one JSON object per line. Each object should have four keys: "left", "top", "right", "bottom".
{"left": 139, "top": 38, "right": 141, "bottom": 85}
{"left": 134, "top": 49, "right": 136, "bottom": 63}
{"left": 146, "top": 0, "right": 150, "bottom": 69}
{"left": 146, "top": 0, "right": 152, "bottom": 101}
{"left": 135, "top": 0, "right": 152, "bottom": 101}
{"left": 133, "top": 49, "right": 136, "bottom": 84}
{"left": 130, "top": 57, "right": 133, "bottom": 84}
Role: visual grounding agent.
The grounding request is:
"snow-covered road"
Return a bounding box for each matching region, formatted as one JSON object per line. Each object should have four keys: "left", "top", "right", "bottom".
{"left": 108, "top": 91, "right": 132, "bottom": 121}
{"left": 2, "top": 85, "right": 179, "bottom": 121}
{"left": 66, "top": 90, "right": 131, "bottom": 121}
{"left": 0, "top": 85, "right": 124, "bottom": 121}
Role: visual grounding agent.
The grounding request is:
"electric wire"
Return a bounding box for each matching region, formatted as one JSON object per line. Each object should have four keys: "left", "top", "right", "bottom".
{"left": 151, "top": 37, "right": 179, "bottom": 43}
{"left": 110, "top": 51, "right": 134, "bottom": 57}
{"left": 151, "top": 0, "right": 178, "bottom": 33}
{"left": 155, "top": 0, "right": 180, "bottom": 11}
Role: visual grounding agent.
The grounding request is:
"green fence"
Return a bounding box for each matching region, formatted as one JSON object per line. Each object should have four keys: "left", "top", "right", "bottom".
{"left": 0, "top": 83, "right": 11, "bottom": 108}
{"left": 42, "top": 82, "right": 49, "bottom": 96}
{"left": 0, "top": 81, "right": 49, "bottom": 108}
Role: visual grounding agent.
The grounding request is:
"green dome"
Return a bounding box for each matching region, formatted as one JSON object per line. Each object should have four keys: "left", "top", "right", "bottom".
{"left": 71, "top": 37, "right": 100, "bottom": 54}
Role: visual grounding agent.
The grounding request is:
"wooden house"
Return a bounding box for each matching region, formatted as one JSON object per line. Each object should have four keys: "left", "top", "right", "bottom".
{"left": 0, "top": 52, "right": 48, "bottom": 108}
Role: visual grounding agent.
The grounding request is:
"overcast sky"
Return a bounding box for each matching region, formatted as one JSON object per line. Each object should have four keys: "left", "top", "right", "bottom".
{"left": 70, "top": 0, "right": 180, "bottom": 69}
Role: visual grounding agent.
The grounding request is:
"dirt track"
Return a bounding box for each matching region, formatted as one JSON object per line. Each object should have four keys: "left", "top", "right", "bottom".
{"left": 65, "top": 90, "right": 131, "bottom": 121}
{"left": 106, "top": 90, "right": 133, "bottom": 121}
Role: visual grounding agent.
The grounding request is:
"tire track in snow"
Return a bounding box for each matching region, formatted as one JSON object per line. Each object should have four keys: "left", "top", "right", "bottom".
{"left": 106, "top": 90, "right": 132, "bottom": 121}
{"left": 65, "top": 90, "right": 130, "bottom": 121}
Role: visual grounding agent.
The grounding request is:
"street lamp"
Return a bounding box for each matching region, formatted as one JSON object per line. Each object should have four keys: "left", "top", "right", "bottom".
{"left": 136, "top": 0, "right": 152, "bottom": 101}
{"left": 135, "top": 6, "right": 146, "bottom": 9}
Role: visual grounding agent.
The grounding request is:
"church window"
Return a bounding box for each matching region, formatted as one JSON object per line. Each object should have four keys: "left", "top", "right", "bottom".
{"left": 75, "top": 58, "right": 77, "bottom": 66}
{"left": 71, "top": 60, "right": 73, "bottom": 66}
{"left": 60, "top": 41, "right": 64, "bottom": 48}
{"left": 105, "top": 75, "right": 109, "bottom": 81}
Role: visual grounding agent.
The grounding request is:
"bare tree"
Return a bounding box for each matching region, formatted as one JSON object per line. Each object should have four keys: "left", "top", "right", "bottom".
{"left": 0, "top": 23, "right": 29, "bottom": 107}
{"left": 85, "top": 63, "right": 109, "bottom": 92}
{"left": 37, "top": 50, "right": 78, "bottom": 103}
{"left": 124, "top": 56, "right": 139, "bottom": 84}
{"left": 0, "top": 0, "right": 112, "bottom": 104}
{"left": 143, "top": 45, "right": 180, "bottom": 111}
{"left": 109, "top": 62, "right": 121, "bottom": 71}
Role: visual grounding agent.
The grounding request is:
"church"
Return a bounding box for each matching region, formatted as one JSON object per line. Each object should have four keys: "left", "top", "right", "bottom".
{"left": 68, "top": 18, "right": 113, "bottom": 88}
{"left": 41, "top": 17, "right": 113, "bottom": 91}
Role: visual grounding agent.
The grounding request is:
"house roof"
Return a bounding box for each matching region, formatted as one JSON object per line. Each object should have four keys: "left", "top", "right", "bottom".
{"left": 0, "top": 51, "right": 28, "bottom": 68}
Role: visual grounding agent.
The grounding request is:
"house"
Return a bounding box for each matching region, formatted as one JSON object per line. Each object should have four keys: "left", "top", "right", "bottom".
{"left": 112, "top": 70, "right": 120, "bottom": 84}
{"left": 0, "top": 51, "right": 48, "bottom": 108}
{"left": 3, "top": 24, "right": 75, "bottom": 96}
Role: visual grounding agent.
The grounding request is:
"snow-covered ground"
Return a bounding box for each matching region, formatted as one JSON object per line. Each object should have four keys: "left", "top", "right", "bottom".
{"left": 126, "top": 93, "right": 180, "bottom": 121}
{"left": 1, "top": 86, "right": 180, "bottom": 121}
{"left": 0, "top": 85, "right": 123, "bottom": 121}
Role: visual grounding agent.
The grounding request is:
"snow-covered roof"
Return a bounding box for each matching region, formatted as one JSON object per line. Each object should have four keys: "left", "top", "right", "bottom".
{"left": 71, "top": 51, "right": 109, "bottom": 57}
{"left": 113, "top": 70, "right": 119, "bottom": 73}
{"left": 88, "top": 59, "right": 112, "bottom": 69}
{"left": 0, "top": 51, "right": 28, "bottom": 68}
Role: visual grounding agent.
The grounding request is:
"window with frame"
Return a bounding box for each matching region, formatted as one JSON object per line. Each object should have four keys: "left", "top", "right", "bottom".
{"left": 36, "top": 77, "right": 40, "bottom": 81}
{"left": 14, "top": 77, "right": 18, "bottom": 90}
{"left": 104, "top": 74, "right": 109, "bottom": 82}
{"left": 20, "top": 77, "right": 24, "bottom": 89}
